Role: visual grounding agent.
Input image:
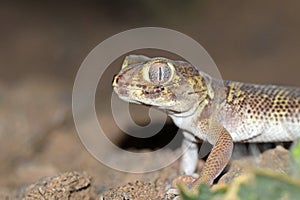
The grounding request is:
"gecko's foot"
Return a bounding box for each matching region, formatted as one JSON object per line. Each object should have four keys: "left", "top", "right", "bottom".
{"left": 165, "top": 174, "right": 198, "bottom": 199}
{"left": 172, "top": 174, "right": 197, "bottom": 188}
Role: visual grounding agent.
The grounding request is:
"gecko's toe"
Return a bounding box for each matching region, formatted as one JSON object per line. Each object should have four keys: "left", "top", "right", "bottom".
{"left": 167, "top": 188, "right": 180, "bottom": 195}
{"left": 166, "top": 188, "right": 180, "bottom": 200}
{"left": 191, "top": 173, "right": 199, "bottom": 179}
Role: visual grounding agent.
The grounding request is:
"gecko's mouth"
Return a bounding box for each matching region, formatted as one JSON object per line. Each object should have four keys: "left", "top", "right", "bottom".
{"left": 113, "top": 86, "right": 128, "bottom": 96}
{"left": 113, "top": 86, "right": 142, "bottom": 104}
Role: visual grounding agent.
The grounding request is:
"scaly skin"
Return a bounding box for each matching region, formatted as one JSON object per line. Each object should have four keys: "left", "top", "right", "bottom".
{"left": 112, "top": 55, "right": 300, "bottom": 190}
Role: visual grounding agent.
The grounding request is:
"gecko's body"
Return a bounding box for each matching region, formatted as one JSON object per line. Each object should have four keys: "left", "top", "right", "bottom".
{"left": 112, "top": 55, "right": 300, "bottom": 188}
{"left": 175, "top": 80, "right": 300, "bottom": 143}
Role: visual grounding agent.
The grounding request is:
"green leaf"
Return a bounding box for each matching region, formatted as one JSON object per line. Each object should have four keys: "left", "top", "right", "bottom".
{"left": 179, "top": 183, "right": 226, "bottom": 200}
{"left": 291, "top": 139, "right": 300, "bottom": 177}
{"left": 238, "top": 171, "right": 300, "bottom": 200}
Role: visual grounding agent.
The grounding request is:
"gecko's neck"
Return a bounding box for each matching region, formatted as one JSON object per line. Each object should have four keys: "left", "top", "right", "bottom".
{"left": 168, "top": 72, "right": 220, "bottom": 118}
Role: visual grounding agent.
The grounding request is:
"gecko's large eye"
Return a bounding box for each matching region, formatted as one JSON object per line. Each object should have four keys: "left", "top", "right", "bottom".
{"left": 146, "top": 62, "right": 174, "bottom": 85}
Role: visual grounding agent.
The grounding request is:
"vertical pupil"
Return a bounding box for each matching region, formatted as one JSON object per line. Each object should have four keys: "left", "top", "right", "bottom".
{"left": 158, "top": 67, "right": 163, "bottom": 81}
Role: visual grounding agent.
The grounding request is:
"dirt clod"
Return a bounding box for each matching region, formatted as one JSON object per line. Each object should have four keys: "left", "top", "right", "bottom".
{"left": 21, "top": 171, "right": 95, "bottom": 200}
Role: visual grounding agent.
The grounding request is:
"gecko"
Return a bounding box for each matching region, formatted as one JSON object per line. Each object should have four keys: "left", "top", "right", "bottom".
{"left": 112, "top": 54, "right": 300, "bottom": 190}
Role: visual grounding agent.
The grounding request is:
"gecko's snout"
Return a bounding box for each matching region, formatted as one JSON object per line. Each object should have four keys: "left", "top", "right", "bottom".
{"left": 112, "top": 74, "right": 120, "bottom": 87}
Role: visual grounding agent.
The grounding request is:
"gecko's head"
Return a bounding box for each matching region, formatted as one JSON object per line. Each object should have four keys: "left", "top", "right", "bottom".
{"left": 112, "top": 55, "right": 210, "bottom": 113}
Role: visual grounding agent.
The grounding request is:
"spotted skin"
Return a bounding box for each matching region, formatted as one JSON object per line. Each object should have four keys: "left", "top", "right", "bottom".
{"left": 112, "top": 55, "right": 300, "bottom": 190}
{"left": 219, "top": 82, "right": 300, "bottom": 143}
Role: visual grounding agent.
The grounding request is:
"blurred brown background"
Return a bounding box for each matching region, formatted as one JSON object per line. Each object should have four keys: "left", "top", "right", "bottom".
{"left": 1, "top": 1, "right": 300, "bottom": 84}
{"left": 0, "top": 0, "right": 300, "bottom": 197}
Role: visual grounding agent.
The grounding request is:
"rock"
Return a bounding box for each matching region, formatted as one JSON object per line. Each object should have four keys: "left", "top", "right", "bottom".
{"left": 100, "top": 180, "right": 160, "bottom": 200}
{"left": 219, "top": 145, "right": 291, "bottom": 184}
{"left": 21, "top": 171, "right": 95, "bottom": 200}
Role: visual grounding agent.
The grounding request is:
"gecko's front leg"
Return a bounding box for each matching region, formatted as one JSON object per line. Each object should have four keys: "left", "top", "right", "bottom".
{"left": 192, "top": 121, "right": 233, "bottom": 187}
{"left": 180, "top": 132, "right": 199, "bottom": 176}
{"left": 168, "top": 124, "right": 233, "bottom": 198}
